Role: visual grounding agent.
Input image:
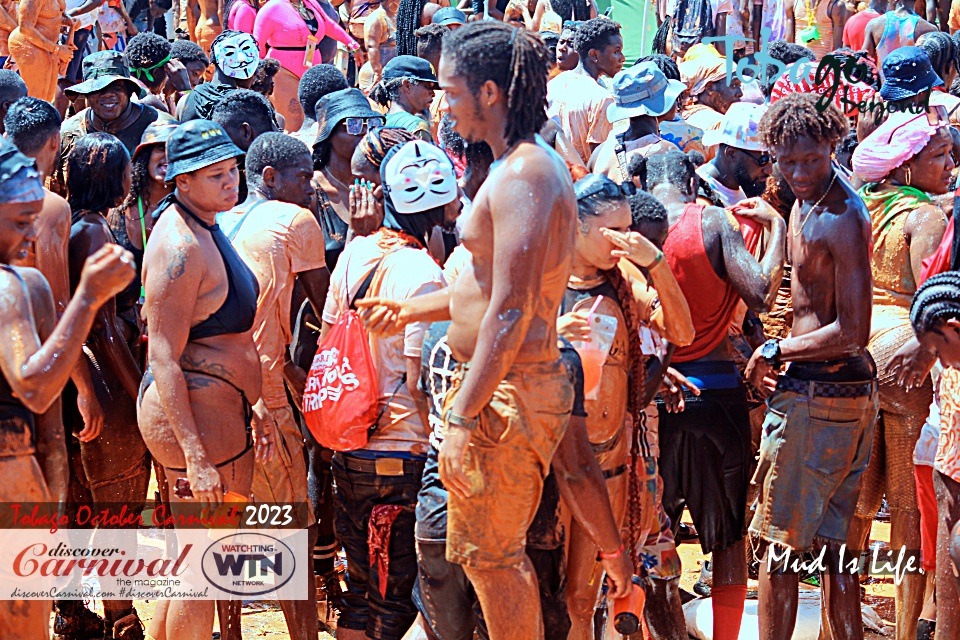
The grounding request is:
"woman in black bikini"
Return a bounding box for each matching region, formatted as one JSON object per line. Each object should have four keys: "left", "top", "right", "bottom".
{"left": 137, "top": 119, "right": 276, "bottom": 640}
{"left": 63, "top": 132, "right": 151, "bottom": 639}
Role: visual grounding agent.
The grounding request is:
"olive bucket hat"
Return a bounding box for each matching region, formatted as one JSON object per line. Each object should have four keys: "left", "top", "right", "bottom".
{"left": 65, "top": 51, "right": 147, "bottom": 99}
{"left": 164, "top": 119, "right": 244, "bottom": 182}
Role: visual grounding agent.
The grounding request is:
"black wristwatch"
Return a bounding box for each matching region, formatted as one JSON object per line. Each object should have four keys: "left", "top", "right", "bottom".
{"left": 760, "top": 339, "right": 782, "bottom": 369}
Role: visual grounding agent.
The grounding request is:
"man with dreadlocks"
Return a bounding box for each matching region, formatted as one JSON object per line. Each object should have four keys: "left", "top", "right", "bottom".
{"left": 745, "top": 93, "right": 878, "bottom": 640}
{"left": 548, "top": 16, "right": 625, "bottom": 165}
{"left": 357, "top": 21, "right": 630, "bottom": 640}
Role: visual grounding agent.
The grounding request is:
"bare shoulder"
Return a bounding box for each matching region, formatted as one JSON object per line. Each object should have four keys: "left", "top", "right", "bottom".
{"left": 18, "top": 266, "right": 53, "bottom": 299}
{"left": 0, "top": 265, "right": 39, "bottom": 312}
{"left": 145, "top": 207, "right": 204, "bottom": 283}
{"left": 822, "top": 183, "right": 870, "bottom": 249}
{"left": 494, "top": 139, "right": 573, "bottom": 194}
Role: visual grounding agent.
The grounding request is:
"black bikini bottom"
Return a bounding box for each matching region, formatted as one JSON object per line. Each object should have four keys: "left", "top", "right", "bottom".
{"left": 139, "top": 367, "right": 253, "bottom": 473}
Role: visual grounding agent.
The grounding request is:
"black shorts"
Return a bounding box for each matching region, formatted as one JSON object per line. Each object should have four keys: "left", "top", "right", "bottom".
{"left": 657, "top": 384, "right": 752, "bottom": 553}
{"left": 413, "top": 541, "right": 569, "bottom": 640}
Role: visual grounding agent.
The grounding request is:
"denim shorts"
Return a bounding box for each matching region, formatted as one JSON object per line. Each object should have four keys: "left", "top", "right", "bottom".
{"left": 749, "top": 383, "right": 879, "bottom": 551}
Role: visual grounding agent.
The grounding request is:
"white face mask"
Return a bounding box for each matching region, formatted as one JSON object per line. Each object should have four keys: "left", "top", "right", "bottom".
{"left": 214, "top": 33, "right": 259, "bottom": 80}
{"left": 384, "top": 141, "right": 458, "bottom": 214}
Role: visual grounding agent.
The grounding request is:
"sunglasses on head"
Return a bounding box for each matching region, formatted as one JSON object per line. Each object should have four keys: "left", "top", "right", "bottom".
{"left": 576, "top": 178, "right": 637, "bottom": 201}
{"left": 345, "top": 116, "right": 385, "bottom": 136}
{"left": 740, "top": 148, "right": 771, "bottom": 167}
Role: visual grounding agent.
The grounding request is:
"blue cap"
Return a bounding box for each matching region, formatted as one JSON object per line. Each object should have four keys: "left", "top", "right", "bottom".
{"left": 880, "top": 46, "right": 943, "bottom": 101}
{"left": 607, "top": 60, "right": 686, "bottom": 121}
{"left": 432, "top": 6, "right": 466, "bottom": 25}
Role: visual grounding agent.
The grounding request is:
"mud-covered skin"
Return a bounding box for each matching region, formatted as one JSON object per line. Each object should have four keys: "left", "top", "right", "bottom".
{"left": 8, "top": 0, "right": 72, "bottom": 102}
{"left": 139, "top": 160, "right": 274, "bottom": 640}
{"left": 748, "top": 135, "right": 874, "bottom": 640}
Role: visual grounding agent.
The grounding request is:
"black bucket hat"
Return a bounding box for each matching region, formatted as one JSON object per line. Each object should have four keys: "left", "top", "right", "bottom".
{"left": 65, "top": 51, "right": 147, "bottom": 99}
{"left": 314, "top": 88, "right": 382, "bottom": 146}
{"left": 165, "top": 119, "right": 243, "bottom": 181}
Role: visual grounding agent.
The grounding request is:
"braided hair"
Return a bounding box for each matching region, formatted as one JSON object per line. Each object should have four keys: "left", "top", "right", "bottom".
{"left": 918, "top": 31, "right": 958, "bottom": 87}
{"left": 442, "top": 22, "right": 549, "bottom": 145}
{"left": 911, "top": 271, "right": 960, "bottom": 335}
{"left": 637, "top": 53, "right": 680, "bottom": 80}
{"left": 630, "top": 148, "right": 704, "bottom": 195}
{"left": 574, "top": 175, "right": 646, "bottom": 572}
{"left": 397, "top": 0, "right": 426, "bottom": 57}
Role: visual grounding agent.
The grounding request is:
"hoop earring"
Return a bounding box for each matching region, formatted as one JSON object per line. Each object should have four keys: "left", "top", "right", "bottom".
{"left": 905, "top": 166, "right": 912, "bottom": 186}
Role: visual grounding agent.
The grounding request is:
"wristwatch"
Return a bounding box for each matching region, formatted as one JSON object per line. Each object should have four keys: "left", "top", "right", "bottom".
{"left": 760, "top": 339, "right": 782, "bottom": 369}
{"left": 444, "top": 409, "right": 480, "bottom": 432}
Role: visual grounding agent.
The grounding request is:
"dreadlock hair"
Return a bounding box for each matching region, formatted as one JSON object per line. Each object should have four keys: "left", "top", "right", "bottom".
{"left": 245, "top": 132, "right": 312, "bottom": 192}
{"left": 636, "top": 53, "right": 679, "bottom": 80}
{"left": 629, "top": 148, "right": 704, "bottom": 195}
{"left": 298, "top": 65, "right": 348, "bottom": 120}
{"left": 442, "top": 22, "right": 550, "bottom": 145}
{"left": 369, "top": 76, "right": 412, "bottom": 108}
{"left": 415, "top": 23, "right": 447, "bottom": 65}
{"left": 574, "top": 174, "right": 646, "bottom": 572}
{"left": 251, "top": 58, "right": 281, "bottom": 96}
{"left": 397, "top": 0, "right": 427, "bottom": 57}
{"left": 4, "top": 97, "right": 60, "bottom": 156}
{"left": 170, "top": 38, "right": 209, "bottom": 66}
{"left": 125, "top": 32, "right": 172, "bottom": 91}
{"left": 210, "top": 30, "right": 258, "bottom": 68}
{"left": 759, "top": 93, "right": 848, "bottom": 153}
{"left": 918, "top": 31, "right": 958, "bottom": 86}
{"left": 67, "top": 133, "right": 131, "bottom": 219}
{"left": 952, "top": 75, "right": 960, "bottom": 98}
{"left": 572, "top": 16, "right": 621, "bottom": 59}
{"left": 652, "top": 18, "right": 670, "bottom": 55}
{"left": 911, "top": 271, "right": 960, "bottom": 335}
{"left": 552, "top": 0, "right": 591, "bottom": 20}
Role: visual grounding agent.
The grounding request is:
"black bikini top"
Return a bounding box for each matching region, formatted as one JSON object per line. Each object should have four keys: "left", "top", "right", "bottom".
{"left": 173, "top": 197, "right": 260, "bottom": 342}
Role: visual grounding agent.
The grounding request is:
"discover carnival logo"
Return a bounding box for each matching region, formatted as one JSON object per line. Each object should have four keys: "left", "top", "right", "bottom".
{"left": 201, "top": 532, "right": 297, "bottom": 597}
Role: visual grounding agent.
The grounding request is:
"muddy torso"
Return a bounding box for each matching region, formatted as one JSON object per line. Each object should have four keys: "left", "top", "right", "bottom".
{"left": 447, "top": 140, "right": 575, "bottom": 365}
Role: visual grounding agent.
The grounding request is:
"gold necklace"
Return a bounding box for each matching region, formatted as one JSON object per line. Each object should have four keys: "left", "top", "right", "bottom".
{"left": 793, "top": 171, "right": 836, "bottom": 237}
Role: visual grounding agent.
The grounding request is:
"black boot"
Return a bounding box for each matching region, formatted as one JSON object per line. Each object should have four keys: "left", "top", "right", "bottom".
{"left": 917, "top": 618, "right": 936, "bottom": 640}
{"left": 53, "top": 600, "right": 105, "bottom": 640}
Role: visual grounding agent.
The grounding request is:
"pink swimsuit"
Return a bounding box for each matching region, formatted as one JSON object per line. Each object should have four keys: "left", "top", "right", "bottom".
{"left": 228, "top": 0, "right": 258, "bottom": 33}
{"left": 253, "top": 0, "right": 357, "bottom": 78}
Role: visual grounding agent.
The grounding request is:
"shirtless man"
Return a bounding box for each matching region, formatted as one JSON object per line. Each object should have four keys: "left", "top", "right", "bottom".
{"left": 358, "top": 21, "right": 631, "bottom": 640}
{"left": 138, "top": 119, "right": 275, "bottom": 640}
{"left": 746, "top": 93, "right": 879, "bottom": 640}
{"left": 0, "top": 136, "right": 134, "bottom": 639}
{"left": 863, "top": 0, "right": 936, "bottom": 66}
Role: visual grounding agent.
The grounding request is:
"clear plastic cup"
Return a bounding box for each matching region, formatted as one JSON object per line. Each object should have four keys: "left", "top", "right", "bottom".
{"left": 571, "top": 313, "right": 618, "bottom": 400}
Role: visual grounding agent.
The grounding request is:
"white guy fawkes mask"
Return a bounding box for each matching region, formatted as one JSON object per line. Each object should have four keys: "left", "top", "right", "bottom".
{"left": 384, "top": 141, "right": 458, "bottom": 214}
{"left": 214, "top": 33, "right": 259, "bottom": 80}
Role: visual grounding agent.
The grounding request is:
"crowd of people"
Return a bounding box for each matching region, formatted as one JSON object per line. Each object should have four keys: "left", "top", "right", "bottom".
{"left": 7, "top": 0, "right": 960, "bottom": 639}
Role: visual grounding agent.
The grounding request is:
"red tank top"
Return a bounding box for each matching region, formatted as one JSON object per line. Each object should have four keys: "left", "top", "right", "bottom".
{"left": 664, "top": 203, "right": 744, "bottom": 363}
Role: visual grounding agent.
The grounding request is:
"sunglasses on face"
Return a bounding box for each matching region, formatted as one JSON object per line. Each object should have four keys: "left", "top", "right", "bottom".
{"left": 576, "top": 178, "right": 637, "bottom": 201}
{"left": 740, "top": 148, "right": 771, "bottom": 167}
{"left": 344, "top": 117, "right": 385, "bottom": 136}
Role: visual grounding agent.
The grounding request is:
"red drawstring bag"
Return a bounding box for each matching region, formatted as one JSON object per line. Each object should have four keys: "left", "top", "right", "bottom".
{"left": 302, "top": 257, "right": 387, "bottom": 451}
